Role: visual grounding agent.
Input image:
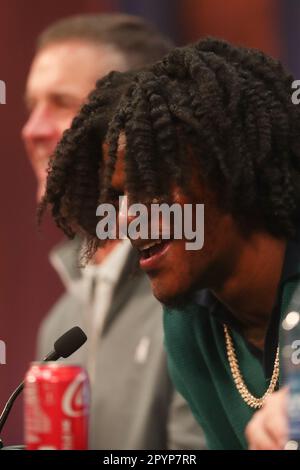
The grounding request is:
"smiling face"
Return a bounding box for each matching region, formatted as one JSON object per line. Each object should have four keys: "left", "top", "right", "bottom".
{"left": 104, "top": 140, "right": 246, "bottom": 306}
{"left": 22, "top": 40, "right": 127, "bottom": 201}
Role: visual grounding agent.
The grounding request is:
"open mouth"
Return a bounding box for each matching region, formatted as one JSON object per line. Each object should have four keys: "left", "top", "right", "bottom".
{"left": 137, "top": 239, "right": 171, "bottom": 270}
{"left": 139, "top": 240, "right": 169, "bottom": 259}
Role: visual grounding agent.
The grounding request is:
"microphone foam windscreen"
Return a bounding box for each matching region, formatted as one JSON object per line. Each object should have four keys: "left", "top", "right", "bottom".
{"left": 54, "top": 326, "right": 87, "bottom": 358}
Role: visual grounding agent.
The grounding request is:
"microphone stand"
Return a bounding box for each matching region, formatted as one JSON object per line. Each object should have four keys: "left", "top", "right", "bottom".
{"left": 0, "top": 350, "right": 60, "bottom": 449}
{"left": 0, "top": 382, "right": 24, "bottom": 449}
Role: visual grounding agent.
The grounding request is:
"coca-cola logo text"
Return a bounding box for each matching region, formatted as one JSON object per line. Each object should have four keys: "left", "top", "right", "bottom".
{"left": 62, "top": 372, "right": 89, "bottom": 417}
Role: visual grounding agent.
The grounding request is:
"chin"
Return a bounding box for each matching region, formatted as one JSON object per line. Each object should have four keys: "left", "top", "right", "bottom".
{"left": 151, "top": 282, "right": 195, "bottom": 309}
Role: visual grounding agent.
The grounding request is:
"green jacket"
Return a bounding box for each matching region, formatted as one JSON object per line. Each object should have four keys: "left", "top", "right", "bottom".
{"left": 163, "top": 237, "right": 300, "bottom": 449}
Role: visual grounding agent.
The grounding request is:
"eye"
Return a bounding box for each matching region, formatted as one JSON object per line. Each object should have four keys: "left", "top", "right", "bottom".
{"left": 52, "top": 94, "right": 80, "bottom": 110}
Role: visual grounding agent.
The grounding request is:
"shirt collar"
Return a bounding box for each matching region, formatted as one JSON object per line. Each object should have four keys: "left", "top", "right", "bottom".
{"left": 50, "top": 237, "right": 132, "bottom": 303}
{"left": 49, "top": 237, "right": 82, "bottom": 288}
{"left": 280, "top": 233, "right": 300, "bottom": 282}
{"left": 87, "top": 238, "right": 132, "bottom": 284}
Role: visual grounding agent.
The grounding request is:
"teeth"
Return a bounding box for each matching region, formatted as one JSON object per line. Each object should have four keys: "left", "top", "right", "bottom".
{"left": 140, "top": 240, "right": 162, "bottom": 251}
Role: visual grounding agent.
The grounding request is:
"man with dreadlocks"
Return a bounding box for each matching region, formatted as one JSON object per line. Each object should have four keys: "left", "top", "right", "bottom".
{"left": 42, "top": 37, "right": 300, "bottom": 449}
{"left": 23, "top": 14, "right": 204, "bottom": 450}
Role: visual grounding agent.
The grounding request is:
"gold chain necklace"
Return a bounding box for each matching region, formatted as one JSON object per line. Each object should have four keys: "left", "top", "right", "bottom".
{"left": 223, "top": 324, "right": 280, "bottom": 409}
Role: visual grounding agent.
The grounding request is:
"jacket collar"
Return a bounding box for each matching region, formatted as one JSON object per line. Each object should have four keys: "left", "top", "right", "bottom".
{"left": 49, "top": 237, "right": 141, "bottom": 313}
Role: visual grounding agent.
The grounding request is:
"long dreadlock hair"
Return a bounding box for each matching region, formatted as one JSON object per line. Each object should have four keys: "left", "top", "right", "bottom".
{"left": 41, "top": 37, "right": 300, "bottom": 259}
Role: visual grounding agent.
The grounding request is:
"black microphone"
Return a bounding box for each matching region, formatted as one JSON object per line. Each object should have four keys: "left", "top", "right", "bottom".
{"left": 0, "top": 326, "right": 87, "bottom": 447}
{"left": 43, "top": 326, "right": 87, "bottom": 361}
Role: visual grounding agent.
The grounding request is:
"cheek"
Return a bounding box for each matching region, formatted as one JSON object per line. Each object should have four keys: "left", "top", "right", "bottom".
{"left": 59, "top": 114, "right": 75, "bottom": 135}
{"left": 168, "top": 238, "right": 213, "bottom": 287}
{"left": 54, "top": 106, "right": 79, "bottom": 138}
{"left": 149, "top": 246, "right": 197, "bottom": 301}
{"left": 165, "top": 239, "right": 198, "bottom": 281}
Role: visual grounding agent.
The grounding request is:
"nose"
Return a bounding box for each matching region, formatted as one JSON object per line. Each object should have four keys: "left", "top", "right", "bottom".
{"left": 22, "top": 103, "right": 57, "bottom": 143}
{"left": 118, "top": 195, "right": 130, "bottom": 238}
{"left": 118, "top": 195, "right": 151, "bottom": 240}
{"left": 118, "top": 194, "right": 143, "bottom": 238}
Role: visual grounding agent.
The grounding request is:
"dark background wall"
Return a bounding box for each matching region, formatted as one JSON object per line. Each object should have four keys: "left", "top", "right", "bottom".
{"left": 0, "top": 0, "right": 297, "bottom": 445}
{"left": 0, "top": 0, "right": 115, "bottom": 445}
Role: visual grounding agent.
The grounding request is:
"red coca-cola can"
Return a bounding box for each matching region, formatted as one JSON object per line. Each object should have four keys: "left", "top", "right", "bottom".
{"left": 24, "top": 362, "right": 90, "bottom": 450}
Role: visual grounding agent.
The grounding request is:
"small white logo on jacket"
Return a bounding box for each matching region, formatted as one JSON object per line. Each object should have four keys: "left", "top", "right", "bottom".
{"left": 134, "top": 337, "right": 150, "bottom": 364}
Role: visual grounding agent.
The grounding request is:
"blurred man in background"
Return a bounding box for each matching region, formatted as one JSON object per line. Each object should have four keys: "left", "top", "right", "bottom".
{"left": 22, "top": 14, "right": 204, "bottom": 450}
